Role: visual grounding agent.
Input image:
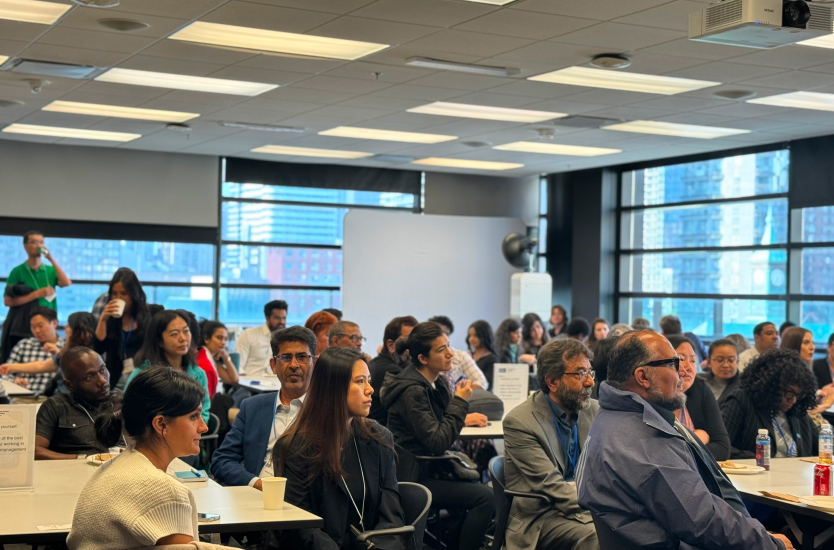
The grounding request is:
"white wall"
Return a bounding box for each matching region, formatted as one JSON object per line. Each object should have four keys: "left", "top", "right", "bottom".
{"left": 342, "top": 210, "right": 525, "bottom": 352}
{"left": 424, "top": 172, "right": 539, "bottom": 225}
{"left": 0, "top": 141, "right": 219, "bottom": 227}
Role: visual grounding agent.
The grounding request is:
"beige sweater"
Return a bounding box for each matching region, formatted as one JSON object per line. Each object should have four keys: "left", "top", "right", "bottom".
{"left": 67, "top": 449, "right": 199, "bottom": 550}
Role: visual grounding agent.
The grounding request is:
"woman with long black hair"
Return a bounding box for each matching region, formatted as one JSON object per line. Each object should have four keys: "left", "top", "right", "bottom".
{"left": 467, "top": 320, "right": 498, "bottom": 389}
{"left": 94, "top": 268, "right": 150, "bottom": 388}
{"left": 276, "top": 346, "right": 406, "bottom": 550}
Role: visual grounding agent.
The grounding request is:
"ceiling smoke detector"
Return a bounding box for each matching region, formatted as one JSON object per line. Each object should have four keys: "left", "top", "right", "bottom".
{"left": 165, "top": 123, "right": 192, "bottom": 133}
{"left": 589, "top": 54, "right": 632, "bottom": 70}
{"left": 713, "top": 89, "right": 757, "bottom": 100}
{"left": 98, "top": 19, "right": 149, "bottom": 32}
{"left": 461, "top": 141, "right": 492, "bottom": 148}
{"left": 72, "top": 0, "right": 120, "bottom": 7}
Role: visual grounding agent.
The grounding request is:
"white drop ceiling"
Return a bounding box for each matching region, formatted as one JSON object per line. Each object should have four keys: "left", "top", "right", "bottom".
{"left": 2, "top": 0, "right": 834, "bottom": 175}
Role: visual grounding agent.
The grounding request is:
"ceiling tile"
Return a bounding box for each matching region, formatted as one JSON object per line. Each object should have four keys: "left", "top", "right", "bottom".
{"left": 402, "top": 30, "right": 534, "bottom": 58}
{"left": 581, "top": 104, "right": 679, "bottom": 120}
{"left": 0, "top": 20, "right": 49, "bottom": 42}
{"left": 437, "top": 91, "right": 543, "bottom": 108}
{"left": 632, "top": 95, "right": 727, "bottom": 112}
{"left": 695, "top": 102, "right": 791, "bottom": 118}
{"left": 306, "top": 16, "right": 440, "bottom": 45}
{"left": 550, "top": 23, "right": 684, "bottom": 51}
{"left": 293, "top": 75, "right": 392, "bottom": 94}
{"left": 455, "top": 10, "right": 597, "bottom": 40}
{"left": 140, "top": 41, "right": 258, "bottom": 65}
{"left": 351, "top": 0, "right": 495, "bottom": 27}
{"left": 37, "top": 27, "right": 156, "bottom": 54}
{"left": 406, "top": 72, "right": 511, "bottom": 92}
{"left": 353, "top": 111, "right": 455, "bottom": 131}
{"left": 72, "top": 80, "right": 171, "bottom": 100}
{"left": 494, "top": 42, "right": 606, "bottom": 66}
{"left": 323, "top": 61, "right": 433, "bottom": 83}
{"left": 116, "top": 55, "right": 227, "bottom": 77}
{"left": 305, "top": 104, "right": 395, "bottom": 122}
{"left": 207, "top": 66, "right": 311, "bottom": 86}
{"left": 20, "top": 43, "right": 130, "bottom": 68}
{"left": 238, "top": 54, "right": 346, "bottom": 74}
{"left": 201, "top": 2, "right": 339, "bottom": 33}
{"left": 56, "top": 9, "right": 188, "bottom": 39}
{"left": 622, "top": 53, "right": 707, "bottom": 75}
{"left": 736, "top": 70, "right": 834, "bottom": 91}
{"left": 655, "top": 112, "right": 746, "bottom": 126}
{"left": 487, "top": 80, "right": 585, "bottom": 99}
{"left": 0, "top": 39, "right": 31, "bottom": 58}
{"left": 241, "top": 96, "right": 325, "bottom": 113}
{"left": 638, "top": 38, "right": 749, "bottom": 60}
{"left": 371, "top": 84, "right": 467, "bottom": 101}
{"left": 113, "top": 0, "right": 228, "bottom": 19}
{"left": 200, "top": 105, "right": 294, "bottom": 123}
{"left": 513, "top": 0, "right": 674, "bottom": 20}
{"left": 559, "top": 88, "right": 663, "bottom": 106}
{"left": 614, "top": 1, "right": 706, "bottom": 31}
{"left": 151, "top": 90, "right": 249, "bottom": 107}
{"left": 664, "top": 61, "right": 786, "bottom": 83}
{"left": 726, "top": 44, "right": 834, "bottom": 69}
{"left": 259, "top": 85, "right": 360, "bottom": 103}
{"left": 520, "top": 98, "right": 609, "bottom": 114}
{"left": 337, "top": 95, "right": 426, "bottom": 110}
{"left": 240, "top": 0, "right": 377, "bottom": 14}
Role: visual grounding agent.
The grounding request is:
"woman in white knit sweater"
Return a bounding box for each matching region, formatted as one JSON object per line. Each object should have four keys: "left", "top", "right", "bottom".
{"left": 68, "top": 366, "right": 208, "bottom": 550}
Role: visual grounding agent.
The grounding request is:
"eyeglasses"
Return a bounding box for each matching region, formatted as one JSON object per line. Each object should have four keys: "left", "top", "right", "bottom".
{"left": 563, "top": 370, "right": 596, "bottom": 381}
{"left": 338, "top": 333, "right": 367, "bottom": 343}
{"left": 641, "top": 357, "right": 680, "bottom": 372}
{"left": 275, "top": 352, "right": 312, "bottom": 364}
{"left": 782, "top": 390, "right": 798, "bottom": 401}
{"left": 710, "top": 356, "right": 737, "bottom": 366}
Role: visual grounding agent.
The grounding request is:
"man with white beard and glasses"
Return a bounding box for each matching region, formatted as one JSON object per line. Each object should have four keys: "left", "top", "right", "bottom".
{"left": 502, "top": 339, "right": 600, "bottom": 550}
{"left": 576, "top": 330, "right": 793, "bottom": 550}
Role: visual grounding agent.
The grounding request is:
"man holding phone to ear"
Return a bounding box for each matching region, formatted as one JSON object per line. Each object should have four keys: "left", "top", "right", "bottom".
{"left": 4, "top": 230, "right": 72, "bottom": 311}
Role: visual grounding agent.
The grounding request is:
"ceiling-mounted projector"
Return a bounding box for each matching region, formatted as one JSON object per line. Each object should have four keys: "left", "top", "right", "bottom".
{"left": 689, "top": 0, "right": 834, "bottom": 48}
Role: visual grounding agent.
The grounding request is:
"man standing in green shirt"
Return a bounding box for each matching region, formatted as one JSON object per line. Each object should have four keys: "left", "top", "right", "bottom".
{"left": 4, "top": 231, "right": 72, "bottom": 312}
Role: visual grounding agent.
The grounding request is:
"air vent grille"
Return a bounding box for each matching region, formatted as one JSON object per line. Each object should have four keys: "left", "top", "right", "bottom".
{"left": 808, "top": 4, "right": 834, "bottom": 31}
{"left": 704, "top": 0, "right": 744, "bottom": 31}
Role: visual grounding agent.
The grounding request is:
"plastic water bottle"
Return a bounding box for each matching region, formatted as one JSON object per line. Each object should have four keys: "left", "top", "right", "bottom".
{"left": 820, "top": 423, "right": 834, "bottom": 465}
{"left": 756, "top": 429, "right": 771, "bottom": 470}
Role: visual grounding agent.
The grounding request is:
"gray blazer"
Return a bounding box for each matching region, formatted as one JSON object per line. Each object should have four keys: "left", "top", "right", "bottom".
{"left": 503, "top": 391, "right": 600, "bottom": 550}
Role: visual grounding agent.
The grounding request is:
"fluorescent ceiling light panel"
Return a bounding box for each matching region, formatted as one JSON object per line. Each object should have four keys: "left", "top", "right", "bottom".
{"left": 43, "top": 101, "right": 199, "bottom": 123}
{"left": 747, "top": 91, "right": 834, "bottom": 112}
{"left": 96, "top": 68, "right": 278, "bottom": 96}
{"left": 412, "top": 157, "right": 523, "bottom": 171}
{"left": 319, "top": 126, "right": 456, "bottom": 144}
{"left": 461, "top": 0, "right": 518, "bottom": 4}
{"left": 529, "top": 66, "right": 720, "bottom": 95}
{"left": 3, "top": 123, "right": 141, "bottom": 142}
{"left": 169, "top": 22, "right": 388, "bottom": 61}
{"left": 0, "top": 55, "right": 8, "bottom": 66}
{"left": 602, "top": 120, "right": 749, "bottom": 139}
{"left": 251, "top": 145, "right": 372, "bottom": 159}
{"left": 798, "top": 35, "right": 834, "bottom": 49}
{"left": 407, "top": 102, "right": 565, "bottom": 123}
{"left": 494, "top": 141, "right": 622, "bottom": 156}
{"left": 405, "top": 57, "right": 519, "bottom": 77}
{"left": 0, "top": 0, "right": 70, "bottom": 25}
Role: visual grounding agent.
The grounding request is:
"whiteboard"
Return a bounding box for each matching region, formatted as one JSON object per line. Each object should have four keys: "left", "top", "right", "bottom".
{"left": 343, "top": 210, "right": 525, "bottom": 353}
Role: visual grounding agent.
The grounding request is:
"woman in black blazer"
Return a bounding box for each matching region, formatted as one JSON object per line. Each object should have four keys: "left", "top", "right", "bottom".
{"left": 721, "top": 348, "right": 819, "bottom": 459}
{"left": 276, "top": 347, "right": 406, "bottom": 550}
{"left": 668, "top": 336, "right": 731, "bottom": 460}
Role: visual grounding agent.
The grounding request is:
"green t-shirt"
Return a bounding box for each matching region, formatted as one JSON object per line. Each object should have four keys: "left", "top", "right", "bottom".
{"left": 5, "top": 262, "right": 59, "bottom": 310}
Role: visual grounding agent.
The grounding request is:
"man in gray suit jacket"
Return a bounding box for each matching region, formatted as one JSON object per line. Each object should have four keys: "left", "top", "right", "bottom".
{"left": 504, "top": 339, "right": 599, "bottom": 550}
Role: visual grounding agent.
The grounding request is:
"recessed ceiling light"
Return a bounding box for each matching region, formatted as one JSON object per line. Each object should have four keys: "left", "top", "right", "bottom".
{"left": 3, "top": 123, "right": 141, "bottom": 142}
{"left": 494, "top": 141, "right": 622, "bottom": 156}
{"left": 43, "top": 101, "right": 199, "bottom": 123}
{"left": 97, "top": 18, "right": 149, "bottom": 32}
{"left": 412, "top": 157, "right": 524, "bottom": 170}
{"left": 169, "top": 22, "right": 389, "bottom": 61}
{"left": 0, "top": 0, "right": 70, "bottom": 25}
{"left": 251, "top": 145, "right": 373, "bottom": 159}
{"left": 96, "top": 68, "right": 278, "bottom": 96}
{"left": 319, "top": 126, "right": 456, "bottom": 144}
{"left": 405, "top": 57, "right": 519, "bottom": 77}
{"left": 747, "top": 91, "right": 834, "bottom": 112}
{"left": 529, "top": 66, "right": 720, "bottom": 95}
{"left": 407, "top": 102, "right": 566, "bottom": 123}
{"left": 602, "top": 120, "right": 749, "bottom": 139}
{"left": 713, "top": 89, "right": 756, "bottom": 100}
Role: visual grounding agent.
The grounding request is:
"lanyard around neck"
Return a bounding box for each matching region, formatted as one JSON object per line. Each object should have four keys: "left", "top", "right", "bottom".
{"left": 25, "top": 263, "right": 46, "bottom": 291}
{"left": 342, "top": 436, "right": 366, "bottom": 532}
{"left": 772, "top": 416, "right": 796, "bottom": 457}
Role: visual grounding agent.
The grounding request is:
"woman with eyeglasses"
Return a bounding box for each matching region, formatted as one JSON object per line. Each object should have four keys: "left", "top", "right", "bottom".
{"left": 696, "top": 339, "right": 740, "bottom": 407}
{"left": 125, "top": 310, "right": 211, "bottom": 423}
{"left": 667, "top": 335, "right": 731, "bottom": 461}
{"left": 721, "top": 348, "right": 819, "bottom": 459}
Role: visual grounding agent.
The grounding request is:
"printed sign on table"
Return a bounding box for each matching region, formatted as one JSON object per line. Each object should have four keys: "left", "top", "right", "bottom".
{"left": 492, "top": 363, "right": 530, "bottom": 418}
{"left": 0, "top": 404, "right": 36, "bottom": 491}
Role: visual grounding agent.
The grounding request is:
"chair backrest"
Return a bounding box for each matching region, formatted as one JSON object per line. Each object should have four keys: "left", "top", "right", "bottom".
{"left": 395, "top": 443, "right": 421, "bottom": 483}
{"left": 207, "top": 412, "right": 220, "bottom": 436}
{"left": 399, "top": 482, "right": 432, "bottom": 550}
{"left": 488, "top": 456, "right": 509, "bottom": 550}
{"left": 591, "top": 512, "right": 643, "bottom": 550}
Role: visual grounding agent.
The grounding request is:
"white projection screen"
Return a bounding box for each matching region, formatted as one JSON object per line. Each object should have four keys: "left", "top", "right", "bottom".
{"left": 343, "top": 210, "right": 525, "bottom": 354}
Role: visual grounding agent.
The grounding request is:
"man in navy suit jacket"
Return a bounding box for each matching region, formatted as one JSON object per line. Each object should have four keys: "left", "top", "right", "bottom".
{"left": 212, "top": 325, "right": 316, "bottom": 489}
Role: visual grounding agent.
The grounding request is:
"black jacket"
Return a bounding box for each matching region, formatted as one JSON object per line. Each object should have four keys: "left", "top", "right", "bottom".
{"left": 380, "top": 365, "right": 468, "bottom": 460}
{"left": 476, "top": 353, "right": 497, "bottom": 389}
{"left": 721, "top": 388, "right": 819, "bottom": 459}
{"left": 1, "top": 283, "right": 37, "bottom": 364}
{"left": 813, "top": 357, "right": 832, "bottom": 390}
{"left": 684, "top": 377, "right": 731, "bottom": 461}
{"left": 697, "top": 370, "right": 741, "bottom": 406}
{"left": 369, "top": 349, "right": 403, "bottom": 425}
{"left": 279, "top": 427, "right": 406, "bottom": 550}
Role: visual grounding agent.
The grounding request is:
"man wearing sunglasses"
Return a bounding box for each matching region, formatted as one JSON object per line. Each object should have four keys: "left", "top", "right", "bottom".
{"left": 213, "top": 326, "right": 316, "bottom": 492}
{"left": 577, "top": 330, "right": 793, "bottom": 550}
{"left": 503, "top": 339, "right": 600, "bottom": 550}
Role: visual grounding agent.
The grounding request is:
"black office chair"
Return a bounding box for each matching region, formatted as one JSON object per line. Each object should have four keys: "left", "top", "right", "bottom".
{"left": 487, "top": 456, "right": 550, "bottom": 550}
{"left": 356, "top": 482, "right": 432, "bottom": 550}
{"left": 591, "top": 512, "right": 643, "bottom": 550}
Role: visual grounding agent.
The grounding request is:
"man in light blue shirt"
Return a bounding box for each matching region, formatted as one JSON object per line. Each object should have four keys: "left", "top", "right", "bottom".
{"left": 212, "top": 325, "right": 316, "bottom": 489}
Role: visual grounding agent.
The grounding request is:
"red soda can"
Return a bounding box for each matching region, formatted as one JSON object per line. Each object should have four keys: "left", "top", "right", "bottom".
{"left": 815, "top": 464, "right": 831, "bottom": 496}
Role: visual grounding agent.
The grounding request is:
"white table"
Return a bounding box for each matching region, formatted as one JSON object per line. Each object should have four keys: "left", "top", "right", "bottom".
{"left": 730, "top": 458, "right": 834, "bottom": 549}
{"left": 236, "top": 375, "right": 281, "bottom": 394}
{"left": 2, "top": 379, "right": 34, "bottom": 396}
{"left": 0, "top": 457, "right": 321, "bottom": 544}
{"left": 460, "top": 420, "right": 504, "bottom": 440}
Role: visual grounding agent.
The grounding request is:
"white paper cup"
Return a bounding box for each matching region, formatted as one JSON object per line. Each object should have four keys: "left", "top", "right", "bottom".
{"left": 113, "top": 299, "right": 126, "bottom": 318}
{"left": 262, "top": 477, "right": 286, "bottom": 510}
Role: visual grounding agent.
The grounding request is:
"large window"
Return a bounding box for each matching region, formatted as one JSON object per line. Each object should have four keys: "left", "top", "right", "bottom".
{"left": 0, "top": 236, "right": 215, "bottom": 324}
{"left": 793, "top": 206, "right": 834, "bottom": 342}
{"left": 618, "top": 150, "right": 790, "bottom": 338}
{"left": 220, "top": 178, "right": 417, "bottom": 327}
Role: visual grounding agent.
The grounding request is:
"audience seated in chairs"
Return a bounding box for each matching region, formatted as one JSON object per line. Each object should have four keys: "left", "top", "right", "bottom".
{"left": 1, "top": 307, "right": 64, "bottom": 398}
{"left": 275, "top": 346, "right": 407, "bottom": 550}
{"left": 697, "top": 338, "right": 741, "bottom": 406}
{"left": 196, "top": 320, "right": 240, "bottom": 398}
{"left": 67, "top": 367, "right": 208, "bottom": 550}
{"left": 503, "top": 339, "right": 600, "bottom": 550}
{"left": 380, "top": 321, "right": 494, "bottom": 550}
{"left": 369, "top": 316, "right": 417, "bottom": 425}
{"left": 429, "top": 315, "right": 490, "bottom": 391}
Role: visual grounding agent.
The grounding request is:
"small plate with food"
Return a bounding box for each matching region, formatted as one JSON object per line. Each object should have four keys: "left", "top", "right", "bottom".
{"left": 718, "top": 460, "right": 766, "bottom": 475}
